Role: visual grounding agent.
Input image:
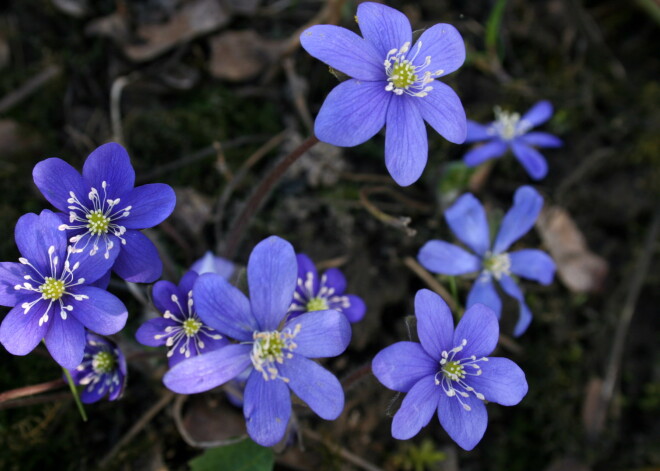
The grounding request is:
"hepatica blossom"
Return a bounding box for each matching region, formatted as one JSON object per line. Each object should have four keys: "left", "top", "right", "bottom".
{"left": 163, "top": 236, "right": 351, "bottom": 447}
{"left": 372, "top": 289, "right": 528, "bottom": 451}
{"left": 463, "top": 101, "right": 562, "bottom": 180}
{"left": 69, "top": 332, "right": 127, "bottom": 403}
{"left": 190, "top": 251, "right": 235, "bottom": 279}
{"left": 0, "top": 210, "right": 128, "bottom": 368}
{"left": 417, "top": 186, "right": 555, "bottom": 336}
{"left": 287, "top": 253, "right": 365, "bottom": 323}
{"left": 135, "top": 270, "right": 228, "bottom": 366}
{"left": 300, "top": 2, "right": 467, "bottom": 186}
{"left": 32, "top": 142, "right": 176, "bottom": 283}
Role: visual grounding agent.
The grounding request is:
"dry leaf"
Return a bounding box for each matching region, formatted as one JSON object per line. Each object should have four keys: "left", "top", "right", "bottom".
{"left": 52, "top": 0, "right": 89, "bottom": 18}
{"left": 208, "top": 30, "right": 283, "bottom": 81}
{"left": 0, "top": 37, "right": 9, "bottom": 70}
{"left": 582, "top": 377, "right": 605, "bottom": 439}
{"left": 171, "top": 187, "right": 213, "bottom": 238}
{"left": 85, "top": 12, "right": 130, "bottom": 43}
{"left": 124, "top": 0, "right": 230, "bottom": 62}
{"left": 536, "top": 206, "right": 609, "bottom": 293}
{"left": 225, "top": 0, "right": 261, "bottom": 16}
{"left": 181, "top": 394, "right": 246, "bottom": 445}
{"left": 0, "top": 120, "right": 37, "bottom": 156}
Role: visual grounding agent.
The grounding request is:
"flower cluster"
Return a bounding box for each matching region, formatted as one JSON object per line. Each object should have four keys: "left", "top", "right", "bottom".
{"left": 163, "top": 237, "right": 352, "bottom": 446}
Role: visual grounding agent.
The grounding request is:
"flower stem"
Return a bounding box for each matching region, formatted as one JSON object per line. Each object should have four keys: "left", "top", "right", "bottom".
{"left": 223, "top": 135, "right": 320, "bottom": 259}
{"left": 62, "top": 367, "right": 87, "bottom": 422}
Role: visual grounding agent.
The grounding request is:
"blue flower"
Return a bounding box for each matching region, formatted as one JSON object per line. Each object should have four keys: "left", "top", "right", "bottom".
{"left": 287, "top": 253, "right": 366, "bottom": 323}
{"left": 69, "top": 332, "right": 127, "bottom": 403}
{"left": 300, "top": 2, "right": 467, "bottom": 186}
{"left": 417, "top": 186, "right": 555, "bottom": 336}
{"left": 32, "top": 143, "right": 176, "bottom": 283}
{"left": 0, "top": 210, "right": 128, "bottom": 368}
{"left": 462, "top": 101, "right": 562, "bottom": 180}
{"left": 190, "top": 251, "right": 235, "bottom": 279}
{"left": 135, "top": 270, "right": 229, "bottom": 366}
{"left": 372, "top": 289, "right": 528, "bottom": 451}
{"left": 163, "top": 236, "right": 352, "bottom": 447}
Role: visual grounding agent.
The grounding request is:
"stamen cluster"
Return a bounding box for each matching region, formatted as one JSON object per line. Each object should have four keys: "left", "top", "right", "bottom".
{"left": 250, "top": 324, "right": 301, "bottom": 382}
{"left": 384, "top": 42, "right": 443, "bottom": 97}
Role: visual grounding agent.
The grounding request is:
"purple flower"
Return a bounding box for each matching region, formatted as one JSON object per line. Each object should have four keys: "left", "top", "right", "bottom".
{"left": 417, "top": 186, "right": 555, "bottom": 336}
{"left": 463, "top": 101, "right": 562, "bottom": 180}
{"left": 190, "top": 251, "right": 235, "bottom": 279}
{"left": 0, "top": 210, "right": 128, "bottom": 368}
{"left": 163, "top": 236, "right": 351, "bottom": 447}
{"left": 300, "top": 2, "right": 467, "bottom": 186}
{"left": 69, "top": 332, "right": 127, "bottom": 403}
{"left": 287, "top": 253, "right": 366, "bottom": 323}
{"left": 135, "top": 270, "right": 229, "bottom": 367}
{"left": 32, "top": 142, "right": 176, "bottom": 283}
{"left": 372, "top": 289, "right": 528, "bottom": 450}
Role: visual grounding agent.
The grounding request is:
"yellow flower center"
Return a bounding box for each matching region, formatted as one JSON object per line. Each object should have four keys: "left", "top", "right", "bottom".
{"left": 92, "top": 351, "right": 115, "bottom": 374}
{"left": 86, "top": 209, "right": 110, "bottom": 235}
{"left": 182, "top": 318, "right": 203, "bottom": 336}
{"left": 306, "top": 296, "right": 329, "bottom": 312}
{"left": 442, "top": 360, "right": 466, "bottom": 380}
{"left": 390, "top": 61, "right": 417, "bottom": 89}
{"left": 40, "top": 277, "right": 65, "bottom": 300}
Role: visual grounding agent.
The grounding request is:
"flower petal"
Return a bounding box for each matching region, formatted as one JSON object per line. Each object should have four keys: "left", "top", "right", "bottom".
{"left": 82, "top": 143, "right": 135, "bottom": 198}
{"left": 445, "top": 193, "right": 490, "bottom": 256}
{"left": 44, "top": 315, "right": 86, "bottom": 369}
{"left": 412, "top": 23, "right": 465, "bottom": 77}
{"left": 521, "top": 100, "right": 553, "bottom": 128}
{"left": 453, "top": 303, "right": 498, "bottom": 359}
{"left": 66, "top": 239, "right": 120, "bottom": 284}
{"left": 300, "top": 25, "right": 384, "bottom": 81}
{"left": 112, "top": 230, "right": 162, "bottom": 283}
{"left": 356, "top": 2, "right": 411, "bottom": 57}
{"left": 135, "top": 317, "right": 175, "bottom": 347}
{"left": 89, "top": 270, "right": 111, "bottom": 289}
{"left": 15, "top": 211, "right": 67, "bottom": 275}
{"left": 248, "top": 236, "right": 297, "bottom": 331}
{"left": 163, "top": 343, "right": 252, "bottom": 394}
{"left": 465, "top": 357, "right": 528, "bottom": 406}
{"left": 372, "top": 341, "right": 437, "bottom": 393}
{"left": 244, "top": 369, "right": 292, "bottom": 447}
{"left": 340, "top": 295, "right": 366, "bottom": 323}
{"left": 437, "top": 390, "right": 488, "bottom": 451}
{"left": 322, "top": 267, "right": 345, "bottom": 294}
{"left": 190, "top": 252, "right": 235, "bottom": 279}
{"left": 511, "top": 140, "right": 548, "bottom": 180}
{"left": 465, "top": 121, "right": 494, "bottom": 144}
{"left": 415, "top": 289, "right": 454, "bottom": 359}
{"left": 414, "top": 81, "right": 466, "bottom": 144}
{"left": 392, "top": 374, "right": 440, "bottom": 439}
{"left": 194, "top": 273, "right": 257, "bottom": 341}
{"left": 466, "top": 277, "right": 502, "bottom": 318}
{"left": 509, "top": 249, "right": 555, "bottom": 285}
{"left": 33, "top": 158, "right": 88, "bottom": 213}
{"left": 463, "top": 140, "right": 508, "bottom": 167}
{"left": 120, "top": 183, "right": 176, "bottom": 229}
{"left": 492, "top": 185, "right": 543, "bottom": 254}
{"left": 0, "top": 302, "right": 49, "bottom": 355}
{"left": 498, "top": 275, "right": 533, "bottom": 336}
{"left": 152, "top": 280, "right": 182, "bottom": 316}
{"left": 314, "top": 79, "right": 391, "bottom": 147}
{"left": 520, "top": 132, "right": 562, "bottom": 148}
{"left": 178, "top": 270, "right": 199, "bottom": 297}
{"left": 285, "top": 309, "right": 351, "bottom": 358}
{"left": 385, "top": 96, "right": 428, "bottom": 186}
{"left": 68, "top": 286, "right": 128, "bottom": 335}
{"left": 0, "top": 262, "right": 33, "bottom": 307}
{"left": 296, "top": 253, "right": 319, "bottom": 295}
{"left": 279, "top": 354, "right": 344, "bottom": 420}
{"left": 417, "top": 240, "right": 482, "bottom": 275}
{"left": 80, "top": 382, "right": 108, "bottom": 403}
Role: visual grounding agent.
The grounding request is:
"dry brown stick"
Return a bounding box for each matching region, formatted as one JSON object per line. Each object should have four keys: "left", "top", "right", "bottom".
{"left": 359, "top": 187, "right": 419, "bottom": 237}
{"left": 0, "top": 378, "right": 66, "bottom": 405}
{"left": 589, "top": 208, "right": 660, "bottom": 439}
{"left": 214, "top": 130, "right": 289, "bottom": 251}
{"left": 403, "top": 256, "right": 458, "bottom": 312}
{"left": 0, "top": 64, "right": 61, "bottom": 113}
{"left": 283, "top": 57, "right": 314, "bottom": 133}
{"left": 0, "top": 391, "right": 71, "bottom": 411}
{"left": 98, "top": 391, "right": 175, "bottom": 468}
{"left": 302, "top": 429, "right": 383, "bottom": 471}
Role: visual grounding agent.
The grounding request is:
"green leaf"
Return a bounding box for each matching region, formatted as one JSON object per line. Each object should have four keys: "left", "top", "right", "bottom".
{"left": 189, "top": 439, "right": 274, "bottom": 471}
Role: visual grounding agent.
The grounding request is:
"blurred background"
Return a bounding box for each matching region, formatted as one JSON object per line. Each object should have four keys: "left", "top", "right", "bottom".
{"left": 0, "top": 0, "right": 658, "bottom": 469}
